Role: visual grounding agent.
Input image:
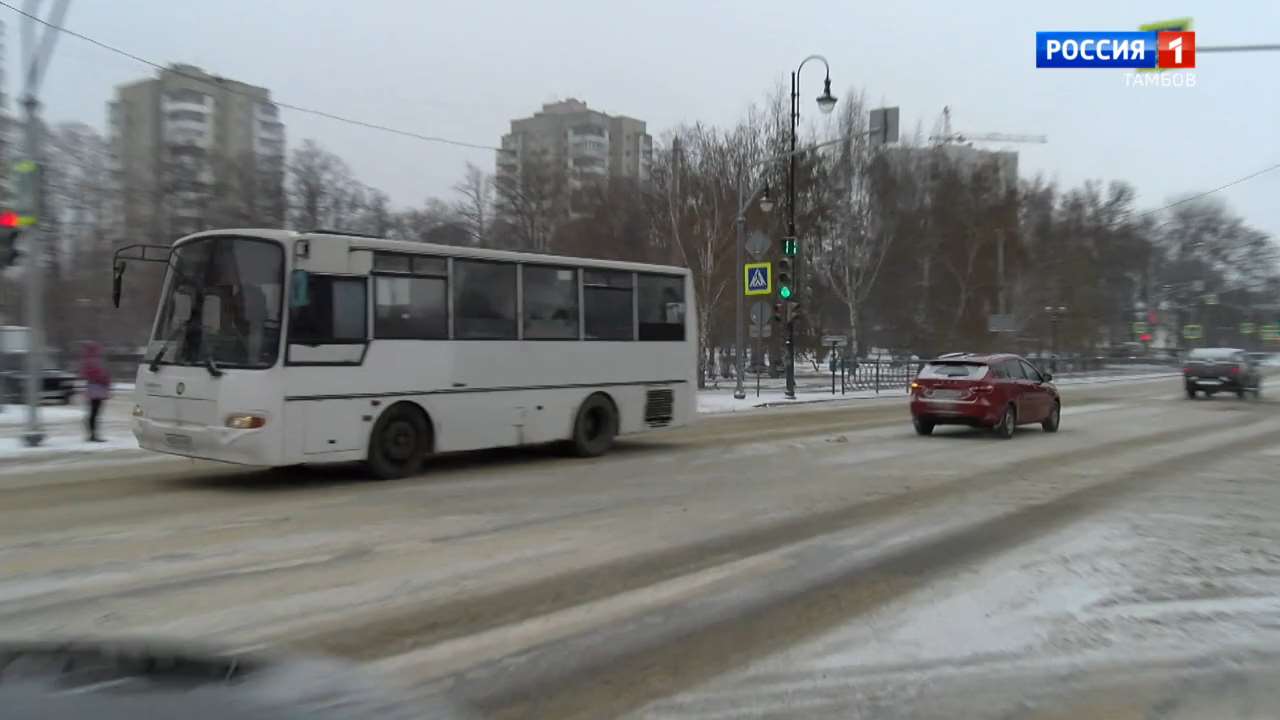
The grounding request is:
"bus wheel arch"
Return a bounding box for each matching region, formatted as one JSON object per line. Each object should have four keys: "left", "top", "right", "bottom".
{"left": 366, "top": 401, "right": 433, "bottom": 480}
{"left": 569, "top": 392, "right": 618, "bottom": 458}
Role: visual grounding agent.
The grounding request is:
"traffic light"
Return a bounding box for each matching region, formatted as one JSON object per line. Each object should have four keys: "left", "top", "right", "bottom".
{"left": 0, "top": 210, "right": 20, "bottom": 268}
{"left": 777, "top": 258, "right": 793, "bottom": 300}
{"left": 772, "top": 302, "right": 784, "bottom": 323}
{"left": 782, "top": 236, "right": 797, "bottom": 257}
{"left": 785, "top": 301, "right": 802, "bottom": 324}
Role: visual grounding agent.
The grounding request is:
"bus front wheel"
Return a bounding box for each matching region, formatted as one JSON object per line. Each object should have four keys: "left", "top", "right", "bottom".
{"left": 367, "top": 403, "right": 431, "bottom": 480}
{"left": 570, "top": 393, "right": 618, "bottom": 458}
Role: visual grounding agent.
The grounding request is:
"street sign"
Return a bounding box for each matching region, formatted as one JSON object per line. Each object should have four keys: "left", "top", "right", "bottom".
{"left": 821, "top": 335, "right": 848, "bottom": 347}
{"left": 745, "top": 230, "right": 770, "bottom": 258}
{"left": 1132, "top": 321, "right": 1148, "bottom": 335}
{"left": 1183, "top": 324, "right": 1202, "bottom": 340}
{"left": 749, "top": 325, "right": 773, "bottom": 339}
{"left": 987, "top": 314, "right": 1016, "bottom": 333}
{"left": 1203, "top": 293, "right": 1218, "bottom": 306}
{"left": 1240, "top": 321, "right": 1256, "bottom": 335}
{"left": 1262, "top": 323, "right": 1280, "bottom": 342}
{"left": 869, "top": 107, "right": 900, "bottom": 146}
{"left": 749, "top": 301, "right": 769, "bottom": 326}
{"left": 744, "top": 262, "right": 772, "bottom": 296}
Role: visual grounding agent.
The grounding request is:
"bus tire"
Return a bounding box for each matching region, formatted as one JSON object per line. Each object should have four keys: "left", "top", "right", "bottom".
{"left": 367, "top": 402, "right": 431, "bottom": 480}
{"left": 570, "top": 393, "right": 618, "bottom": 458}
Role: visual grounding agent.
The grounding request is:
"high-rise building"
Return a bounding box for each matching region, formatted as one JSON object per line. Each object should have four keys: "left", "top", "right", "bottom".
{"left": 498, "top": 98, "right": 653, "bottom": 189}
{"left": 108, "top": 64, "right": 285, "bottom": 241}
{"left": 884, "top": 143, "right": 1019, "bottom": 195}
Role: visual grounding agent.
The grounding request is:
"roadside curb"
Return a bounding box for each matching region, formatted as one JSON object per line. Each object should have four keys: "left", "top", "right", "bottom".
{"left": 727, "top": 373, "right": 1182, "bottom": 412}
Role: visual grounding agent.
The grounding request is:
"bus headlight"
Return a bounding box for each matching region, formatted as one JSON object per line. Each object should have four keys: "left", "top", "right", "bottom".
{"left": 225, "top": 414, "right": 267, "bottom": 430}
{"left": 131, "top": 404, "right": 144, "bottom": 418}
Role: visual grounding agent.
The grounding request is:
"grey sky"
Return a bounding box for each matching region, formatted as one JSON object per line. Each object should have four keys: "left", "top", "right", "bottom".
{"left": 16, "top": 0, "right": 1280, "bottom": 238}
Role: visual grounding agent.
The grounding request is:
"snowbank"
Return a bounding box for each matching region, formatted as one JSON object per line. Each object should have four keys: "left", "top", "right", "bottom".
{"left": 697, "top": 371, "right": 1180, "bottom": 414}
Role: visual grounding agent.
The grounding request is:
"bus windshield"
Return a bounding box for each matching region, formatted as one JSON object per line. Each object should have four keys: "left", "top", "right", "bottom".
{"left": 148, "top": 236, "right": 284, "bottom": 370}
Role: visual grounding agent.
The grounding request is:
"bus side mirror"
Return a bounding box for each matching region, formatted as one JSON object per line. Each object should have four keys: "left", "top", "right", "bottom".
{"left": 112, "top": 262, "right": 125, "bottom": 308}
{"left": 290, "top": 269, "right": 309, "bottom": 308}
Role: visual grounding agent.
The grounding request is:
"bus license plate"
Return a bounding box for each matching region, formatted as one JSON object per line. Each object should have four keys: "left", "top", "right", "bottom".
{"left": 164, "top": 433, "right": 193, "bottom": 450}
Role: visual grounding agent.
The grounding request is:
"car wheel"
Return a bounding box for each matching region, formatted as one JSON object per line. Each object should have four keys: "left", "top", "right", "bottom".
{"left": 1041, "top": 401, "right": 1061, "bottom": 433}
{"left": 1185, "top": 387, "right": 1197, "bottom": 400}
{"left": 1237, "top": 389, "right": 1246, "bottom": 400}
{"left": 994, "top": 405, "right": 1016, "bottom": 439}
{"left": 913, "top": 417, "right": 934, "bottom": 436}
{"left": 570, "top": 393, "right": 618, "bottom": 457}
{"left": 366, "top": 403, "right": 431, "bottom": 480}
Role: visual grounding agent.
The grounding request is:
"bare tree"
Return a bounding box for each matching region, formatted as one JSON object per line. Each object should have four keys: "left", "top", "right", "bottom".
{"left": 810, "top": 93, "right": 899, "bottom": 357}
{"left": 287, "top": 139, "right": 348, "bottom": 230}
{"left": 453, "top": 163, "right": 493, "bottom": 247}
{"left": 493, "top": 150, "right": 566, "bottom": 252}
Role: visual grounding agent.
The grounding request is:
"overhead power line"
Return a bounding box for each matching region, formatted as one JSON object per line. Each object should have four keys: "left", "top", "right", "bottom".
{"left": 1134, "top": 161, "right": 1280, "bottom": 220}
{"left": 0, "top": 0, "right": 506, "bottom": 153}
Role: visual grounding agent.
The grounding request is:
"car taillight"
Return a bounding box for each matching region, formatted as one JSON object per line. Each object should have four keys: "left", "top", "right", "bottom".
{"left": 1229, "top": 365, "right": 1239, "bottom": 375}
{"left": 1183, "top": 367, "right": 1192, "bottom": 375}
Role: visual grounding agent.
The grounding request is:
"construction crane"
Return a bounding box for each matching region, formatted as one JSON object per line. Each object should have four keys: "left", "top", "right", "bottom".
{"left": 929, "top": 106, "right": 1047, "bottom": 145}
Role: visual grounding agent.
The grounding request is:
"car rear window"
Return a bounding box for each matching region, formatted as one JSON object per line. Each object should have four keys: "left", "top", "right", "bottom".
{"left": 919, "top": 362, "right": 989, "bottom": 380}
{"left": 1188, "top": 349, "right": 1238, "bottom": 362}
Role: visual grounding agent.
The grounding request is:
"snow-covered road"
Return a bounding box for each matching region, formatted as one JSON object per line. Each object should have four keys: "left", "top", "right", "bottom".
{"left": 1, "top": 375, "right": 1278, "bottom": 718}
{"left": 632, "top": 419, "right": 1280, "bottom": 718}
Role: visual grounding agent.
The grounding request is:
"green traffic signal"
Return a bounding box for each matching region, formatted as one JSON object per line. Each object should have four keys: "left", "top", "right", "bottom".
{"left": 777, "top": 257, "right": 793, "bottom": 300}
{"left": 782, "top": 237, "right": 797, "bottom": 257}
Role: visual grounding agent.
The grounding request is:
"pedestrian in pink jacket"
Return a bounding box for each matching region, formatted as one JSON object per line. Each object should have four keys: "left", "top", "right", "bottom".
{"left": 79, "top": 341, "right": 110, "bottom": 442}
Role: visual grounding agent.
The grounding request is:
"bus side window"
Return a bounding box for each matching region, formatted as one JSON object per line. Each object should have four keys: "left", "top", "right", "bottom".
{"left": 288, "top": 275, "right": 367, "bottom": 359}
{"left": 583, "top": 270, "right": 633, "bottom": 341}
{"left": 523, "top": 265, "right": 578, "bottom": 340}
{"left": 638, "top": 274, "right": 685, "bottom": 341}
{"left": 454, "top": 260, "right": 517, "bottom": 340}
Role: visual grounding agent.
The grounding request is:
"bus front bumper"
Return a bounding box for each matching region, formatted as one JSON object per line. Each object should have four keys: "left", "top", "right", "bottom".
{"left": 132, "top": 418, "right": 279, "bottom": 467}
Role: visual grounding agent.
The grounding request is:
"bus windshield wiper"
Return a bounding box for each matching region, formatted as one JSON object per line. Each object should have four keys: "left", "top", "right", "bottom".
{"left": 148, "top": 344, "right": 167, "bottom": 372}
{"left": 203, "top": 351, "right": 224, "bottom": 378}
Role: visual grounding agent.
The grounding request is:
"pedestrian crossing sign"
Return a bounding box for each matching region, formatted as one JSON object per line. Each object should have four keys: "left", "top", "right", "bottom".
{"left": 744, "top": 262, "right": 772, "bottom": 296}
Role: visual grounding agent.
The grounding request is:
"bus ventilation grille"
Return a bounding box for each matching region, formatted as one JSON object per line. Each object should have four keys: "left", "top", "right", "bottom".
{"left": 644, "top": 389, "right": 675, "bottom": 427}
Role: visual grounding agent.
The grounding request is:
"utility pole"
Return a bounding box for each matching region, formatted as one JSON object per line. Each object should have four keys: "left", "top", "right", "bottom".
{"left": 19, "top": 0, "right": 71, "bottom": 447}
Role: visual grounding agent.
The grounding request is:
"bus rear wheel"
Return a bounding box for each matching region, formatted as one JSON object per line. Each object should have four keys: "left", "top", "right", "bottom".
{"left": 367, "top": 403, "right": 430, "bottom": 480}
{"left": 570, "top": 393, "right": 618, "bottom": 458}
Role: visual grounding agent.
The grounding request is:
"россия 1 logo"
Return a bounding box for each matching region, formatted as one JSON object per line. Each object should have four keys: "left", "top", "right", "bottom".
{"left": 1036, "top": 31, "right": 1195, "bottom": 69}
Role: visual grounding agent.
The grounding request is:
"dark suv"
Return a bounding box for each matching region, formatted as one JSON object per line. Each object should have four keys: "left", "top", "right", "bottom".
{"left": 909, "top": 353, "right": 1061, "bottom": 438}
{"left": 1184, "top": 347, "right": 1261, "bottom": 399}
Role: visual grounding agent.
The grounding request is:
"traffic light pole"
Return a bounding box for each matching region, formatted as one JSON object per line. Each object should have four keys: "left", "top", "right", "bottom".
{"left": 785, "top": 71, "right": 798, "bottom": 400}
{"left": 18, "top": 0, "right": 71, "bottom": 447}
{"left": 20, "top": 94, "right": 45, "bottom": 447}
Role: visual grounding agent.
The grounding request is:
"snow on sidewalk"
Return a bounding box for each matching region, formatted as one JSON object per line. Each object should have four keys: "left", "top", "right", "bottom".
{"left": 0, "top": 433, "right": 142, "bottom": 464}
{"left": 0, "top": 405, "right": 85, "bottom": 426}
{"left": 697, "top": 372, "right": 1180, "bottom": 414}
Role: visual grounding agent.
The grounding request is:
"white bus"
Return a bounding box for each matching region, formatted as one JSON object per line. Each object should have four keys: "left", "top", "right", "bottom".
{"left": 115, "top": 229, "right": 697, "bottom": 478}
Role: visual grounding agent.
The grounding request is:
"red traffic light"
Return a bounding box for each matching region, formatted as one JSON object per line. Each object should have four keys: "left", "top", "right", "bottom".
{"left": 0, "top": 211, "right": 18, "bottom": 228}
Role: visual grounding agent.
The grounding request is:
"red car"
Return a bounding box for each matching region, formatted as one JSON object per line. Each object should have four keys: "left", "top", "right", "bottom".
{"left": 909, "top": 353, "right": 1061, "bottom": 438}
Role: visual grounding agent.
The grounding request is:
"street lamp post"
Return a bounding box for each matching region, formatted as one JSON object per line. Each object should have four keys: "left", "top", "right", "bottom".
{"left": 785, "top": 55, "right": 838, "bottom": 399}
{"left": 1045, "top": 305, "right": 1067, "bottom": 370}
